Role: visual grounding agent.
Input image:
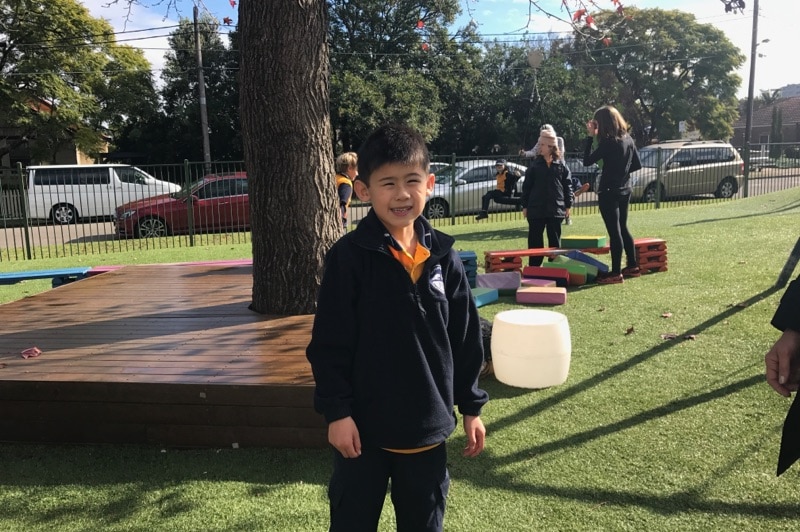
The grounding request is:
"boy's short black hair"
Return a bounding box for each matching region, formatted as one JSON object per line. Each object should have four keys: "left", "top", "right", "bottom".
{"left": 356, "top": 123, "right": 430, "bottom": 185}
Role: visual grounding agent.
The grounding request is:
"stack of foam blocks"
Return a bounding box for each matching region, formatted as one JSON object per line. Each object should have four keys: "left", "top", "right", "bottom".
{"left": 635, "top": 238, "right": 668, "bottom": 273}
{"left": 518, "top": 266, "right": 568, "bottom": 305}
{"left": 484, "top": 255, "right": 522, "bottom": 273}
{"left": 459, "top": 250, "right": 478, "bottom": 288}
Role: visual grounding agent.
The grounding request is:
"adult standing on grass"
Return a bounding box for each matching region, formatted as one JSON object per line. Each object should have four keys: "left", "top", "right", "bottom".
{"left": 582, "top": 105, "right": 642, "bottom": 284}
{"left": 307, "top": 123, "right": 488, "bottom": 532}
{"left": 765, "top": 273, "right": 800, "bottom": 475}
{"left": 520, "top": 128, "right": 573, "bottom": 266}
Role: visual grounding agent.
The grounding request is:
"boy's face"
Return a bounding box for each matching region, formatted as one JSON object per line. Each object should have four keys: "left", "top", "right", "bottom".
{"left": 346, "top": 164, "right": 358, "bottom": 180}
{"left": 353, "top": 162, "right": 434, "bottom": 234}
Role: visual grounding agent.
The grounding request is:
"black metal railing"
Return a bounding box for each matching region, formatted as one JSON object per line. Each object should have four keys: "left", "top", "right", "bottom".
{"left": 2, "top": 145, "right": 799, "bottom": 261}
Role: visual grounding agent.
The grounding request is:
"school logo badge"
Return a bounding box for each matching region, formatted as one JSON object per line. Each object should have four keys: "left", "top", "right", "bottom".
{"left": 430, "top": 264, "right": 445, "bottom": 295}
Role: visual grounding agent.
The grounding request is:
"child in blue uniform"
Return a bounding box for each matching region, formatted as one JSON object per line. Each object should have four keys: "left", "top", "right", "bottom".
{"left": 307, "top": 123, "right": 488, "bottom": 532}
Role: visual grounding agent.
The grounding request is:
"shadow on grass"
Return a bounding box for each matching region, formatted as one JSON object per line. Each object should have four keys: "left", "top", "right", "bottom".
{"left": 447, "top": 284, "right": 798, "bottom": 518}
{"left": 672, "top": 197, "right": 800, "bottom": 227}
{"left": 0, "top": 444, "right": 330, "bottom": 526}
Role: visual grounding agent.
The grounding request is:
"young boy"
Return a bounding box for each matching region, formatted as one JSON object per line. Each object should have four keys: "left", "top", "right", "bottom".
{"left": 307, "top": 123, "right": 488, "bottom": 532}
{"left": 335, "top": 152, "right": 358, "bottom": 231}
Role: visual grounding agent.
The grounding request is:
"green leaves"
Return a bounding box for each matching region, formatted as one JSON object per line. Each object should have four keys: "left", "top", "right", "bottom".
{"left": 1, "top": 0, "right": 158, "bottom": 162}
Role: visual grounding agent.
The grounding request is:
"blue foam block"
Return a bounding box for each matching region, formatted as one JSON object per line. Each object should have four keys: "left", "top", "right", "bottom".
{"left": 565, "top": 250, "right": 609, "bottom": 273}
{"left": 471, "top": 287, "right": 499, "bottom": 308}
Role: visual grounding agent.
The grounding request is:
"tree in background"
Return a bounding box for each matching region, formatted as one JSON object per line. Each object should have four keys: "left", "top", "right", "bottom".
{"left": 115, "top": 14, "right": 241, "bottom": 163}
{"left": 569, "top": 8, "right": 744, "bottom": 144}
{"left": 0, "top": 0, "right": 156, "bottom": 163}
{"left": 328, "top": 0, "right": 461, "bottom": 151}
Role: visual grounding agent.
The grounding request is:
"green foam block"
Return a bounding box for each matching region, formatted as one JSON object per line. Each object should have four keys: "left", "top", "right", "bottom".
{"left": 561, "top": 235, "right": 608, "bottom": 249}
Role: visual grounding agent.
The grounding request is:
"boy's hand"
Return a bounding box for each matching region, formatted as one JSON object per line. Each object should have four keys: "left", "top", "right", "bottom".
{"left": 462, "top": 415, "right": 486, "bottom": 457}
{"left": 766, "top": 329, "right": 800, "bottom": 397}
{"left": 328, "top": 416, "right": 362, "bottom": 458}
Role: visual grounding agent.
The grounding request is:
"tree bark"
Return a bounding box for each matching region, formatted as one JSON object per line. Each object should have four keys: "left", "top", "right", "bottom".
{"left": 240, "top": 0, "right": 340, "bottom": 315}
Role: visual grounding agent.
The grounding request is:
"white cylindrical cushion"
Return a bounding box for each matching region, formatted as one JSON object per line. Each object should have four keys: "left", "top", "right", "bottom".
{"left": 491, "top": 309, "right": 571, "bottom": 388}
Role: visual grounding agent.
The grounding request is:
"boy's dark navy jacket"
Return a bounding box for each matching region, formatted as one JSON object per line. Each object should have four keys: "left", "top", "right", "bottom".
{"left": 306, "top": 209, "right": 488, "bottom": 450}
{"left": 773, "top": 276, "right": 800, "bottom": 475}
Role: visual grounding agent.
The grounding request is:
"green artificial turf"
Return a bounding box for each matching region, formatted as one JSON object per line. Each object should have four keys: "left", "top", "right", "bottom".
{"left": 2, "top": 189, "right": 800, "bottom": 530}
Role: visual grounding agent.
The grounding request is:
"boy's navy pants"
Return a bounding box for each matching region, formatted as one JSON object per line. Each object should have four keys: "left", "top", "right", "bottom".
{"left": 328, "top": 443, "right": 449, "bottom": 532}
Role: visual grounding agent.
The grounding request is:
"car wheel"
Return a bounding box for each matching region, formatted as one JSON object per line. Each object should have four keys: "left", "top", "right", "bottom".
{"left": 642, "top": 183, "right": 665, "bottom": 203}
{"left": 51, "top": 204, "right": 78, "bottom": 225}
{"left": 714, "top": 177, "right": 737, "bottom": 199}
{"left": 136, "top": 217, "right": 169, "bottom": 238}
{"left": 424, "top": 198, "right": 449, "bottom": 219}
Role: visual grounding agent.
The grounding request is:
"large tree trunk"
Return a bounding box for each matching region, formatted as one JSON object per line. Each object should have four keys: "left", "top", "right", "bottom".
{"left": 240, "top": 0, "right": 340, "bottom": 315}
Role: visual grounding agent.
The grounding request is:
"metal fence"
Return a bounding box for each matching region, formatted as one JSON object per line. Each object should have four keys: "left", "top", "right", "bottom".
{"left": 2, "top": 148, "right": 800, "bottom": 262}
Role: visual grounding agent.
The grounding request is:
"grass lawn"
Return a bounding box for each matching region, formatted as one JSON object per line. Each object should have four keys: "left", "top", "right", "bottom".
{"left": 2, "top": 189, "right": 800, "bottom": 531}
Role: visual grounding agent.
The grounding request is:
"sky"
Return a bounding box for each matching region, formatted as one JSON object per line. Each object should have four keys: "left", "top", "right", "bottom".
{"left": 83, "top": 0, "right": 795, "bottom": 98}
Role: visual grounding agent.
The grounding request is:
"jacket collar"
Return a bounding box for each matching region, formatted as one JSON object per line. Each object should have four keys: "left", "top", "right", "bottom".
{"left": 351, "top": 209, "right": 454, "bottom": 260}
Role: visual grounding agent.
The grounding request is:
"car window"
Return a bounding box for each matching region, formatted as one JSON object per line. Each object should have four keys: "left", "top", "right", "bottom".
{"left": 115, "top": 167, "right": 150, "bottom": 185}
{"left": 433, "top": 165, "right": 463, "bottom": 184}
{"left": 33, "top": 167, "right": 109, "bottom": 186}
{"left": 672, "top": 149, "right": 694, "bottom": 167}
{"left": 197, "top": 180, "right": 235, "bottom": 199}
{"left": 460, "top": 167, "right": 493, "bottom": 184}
{"left": 233, "top": 178, "right": 248, "bottom": 195}
{"left": 639, "top": 148, "right": 674, "bottom": 168}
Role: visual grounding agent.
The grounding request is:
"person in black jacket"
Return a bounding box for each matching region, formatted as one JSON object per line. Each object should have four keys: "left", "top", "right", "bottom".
{"left": 583, "top": 105, "right": 643, "bottom": 284}
{"left": 307, "top": 123, "right": 488, "bottom": 532}
{"left": 520, "top": 128, "right": 573, "bottom": 266}
{"left": 765, "top": 274, "right": 800, "bottom": 475}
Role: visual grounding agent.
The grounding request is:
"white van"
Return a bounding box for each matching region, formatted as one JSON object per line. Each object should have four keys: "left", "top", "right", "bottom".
{"left": 27, "top": 164, "right": 182, "bottom": 224}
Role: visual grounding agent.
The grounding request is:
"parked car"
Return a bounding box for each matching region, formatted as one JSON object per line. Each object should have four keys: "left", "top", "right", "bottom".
{"left": 424, "top": 159, "right": 527, "bottom": 219}
{"left": 27, "top": 164, "right": 181, "bottom": 224}
{"left": 628, "top": 140, "right": 743, "bottom": 202}
{"left": 114, "top": 173, "right": 249, "bottom": 238}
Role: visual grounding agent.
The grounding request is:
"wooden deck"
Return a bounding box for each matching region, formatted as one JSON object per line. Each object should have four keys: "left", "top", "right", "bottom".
{"left": 0, "top": 263, "right": 327, "bottom": 448}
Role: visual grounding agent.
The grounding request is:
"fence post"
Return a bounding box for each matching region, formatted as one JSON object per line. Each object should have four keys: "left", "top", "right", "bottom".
{"left": 17, "top": 162, "right": 32, "bottom": 260}
{"left": 743, "top": 141, "right": 751, "bottom": 198}
{"left": 184, "top": 159, "right": 195, "bottom": 247}
{"left": 449, "top": 153, "right": 456, "bottom": 226}
{"left": 654, "top": 148, "right": 662, "bottom": 209}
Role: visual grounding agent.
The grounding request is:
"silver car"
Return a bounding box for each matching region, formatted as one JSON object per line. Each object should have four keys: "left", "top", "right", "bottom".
{"left": 629, "top": 140, "right": 743, "bottom": 202}
{"left": 425, "top": 159, "right": 527, "bottom": 219}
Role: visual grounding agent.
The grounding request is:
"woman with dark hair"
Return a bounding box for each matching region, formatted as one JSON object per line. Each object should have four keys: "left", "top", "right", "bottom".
{"left": 583, "top": 105, "right": 642, "bottom": 284}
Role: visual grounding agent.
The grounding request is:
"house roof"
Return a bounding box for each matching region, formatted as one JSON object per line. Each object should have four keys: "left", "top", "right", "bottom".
{"left": 733, "top": 95, "right": 800, "bottom": 129}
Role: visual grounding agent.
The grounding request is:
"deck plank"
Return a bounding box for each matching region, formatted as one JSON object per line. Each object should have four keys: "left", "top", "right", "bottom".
{"left": 0, "top": 263, "right": 326, "bottom": 448}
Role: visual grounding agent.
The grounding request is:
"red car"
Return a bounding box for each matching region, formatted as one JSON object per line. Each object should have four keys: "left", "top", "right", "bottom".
{"left": 114, "top": 173, "right": 249, "bottom": 238}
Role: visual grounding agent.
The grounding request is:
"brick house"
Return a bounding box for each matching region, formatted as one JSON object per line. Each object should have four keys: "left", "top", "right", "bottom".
{"left": 731, "top": 95, "right": 800, "bottom": 152}
{"left": 0, "top": 100, "right": 106, "bottom": 188}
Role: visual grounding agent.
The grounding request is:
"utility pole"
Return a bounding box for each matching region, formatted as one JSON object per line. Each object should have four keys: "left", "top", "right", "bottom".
{"left": 742, "top": 0, "right": 759, "bottom": 198}
{"left": 194, "top": 6, "right": 212, "bottom": 173}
